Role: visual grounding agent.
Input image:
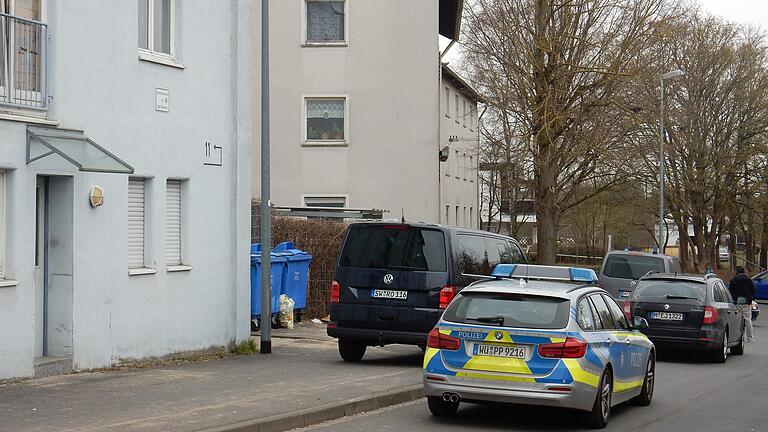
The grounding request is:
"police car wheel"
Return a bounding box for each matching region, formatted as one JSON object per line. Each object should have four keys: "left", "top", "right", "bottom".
{"left": 632, "top": 354, "right": 655, "bottom": 406}
{"left": 427, "top": 396, "right": 459, "bottom": 416}
{"left": 586, "top": 369, "right": 612, "bottom": 429}
{"left": 338, "top": 338, "right": 366, "bottom": 362}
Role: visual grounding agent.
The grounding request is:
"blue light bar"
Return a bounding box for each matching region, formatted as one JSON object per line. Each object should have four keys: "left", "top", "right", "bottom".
{"left": 491, "top": 264, "right": 597, "bottom": 284}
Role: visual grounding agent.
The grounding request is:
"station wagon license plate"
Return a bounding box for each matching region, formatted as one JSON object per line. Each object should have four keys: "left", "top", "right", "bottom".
{"left": 370, "top": 289, "right": 408, "bottom": 300}
{"left": 474, "top": 344, "right": 527, "bottom": 359}
{"left": 649, "top": 311, "right": 683, "bottom": 321}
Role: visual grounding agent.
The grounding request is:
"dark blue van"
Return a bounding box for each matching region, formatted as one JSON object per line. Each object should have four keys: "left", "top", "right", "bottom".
{"left": 327, "top": 222, "right": 526, "bottom": 361}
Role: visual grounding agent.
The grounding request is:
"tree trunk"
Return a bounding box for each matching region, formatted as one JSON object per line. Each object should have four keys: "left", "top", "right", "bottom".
{"left": 678, "top": 222, "right": 689, "bottom": 271}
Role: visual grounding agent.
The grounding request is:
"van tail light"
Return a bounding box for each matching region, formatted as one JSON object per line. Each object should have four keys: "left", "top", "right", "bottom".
{"left": 703, "top": 306, "right": 718, "bottom": 325}
{"left": 427, "top": 328, "right": 461, "bottom": 351}
{"left": 439, "top": 286, "right": 456, "bottom": 309}
{"left": 330, "top": 280, "right": 341, "bottom": 303}
{"left": 622, "top": 301, "right": 633, "bottom": 320}
{"left": 538, "top": 337, "right": 587, "bottom": 359}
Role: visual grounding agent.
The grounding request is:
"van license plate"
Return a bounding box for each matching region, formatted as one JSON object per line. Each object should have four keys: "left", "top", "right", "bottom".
{"left": 649, "top": 312, "right": 683, "bottom": 321}
{"left": 475, "top": 344, "right": 527, "bottom": 359}
{"left": 370, "top": 289, "right": 408, "bottom": 300}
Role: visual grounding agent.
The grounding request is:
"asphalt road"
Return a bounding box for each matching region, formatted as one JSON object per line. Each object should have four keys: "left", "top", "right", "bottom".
{"left": 299, "top": 319, "right": 768, "bottom": 432}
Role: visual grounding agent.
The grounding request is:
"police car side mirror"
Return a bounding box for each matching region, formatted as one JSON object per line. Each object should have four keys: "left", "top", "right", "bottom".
{"left": 632, "top": 316, "right": 649, "bottom": 330}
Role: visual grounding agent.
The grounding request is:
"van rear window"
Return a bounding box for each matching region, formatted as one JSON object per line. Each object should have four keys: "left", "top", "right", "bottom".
{"left": 603, "top": 255, "right": 665, "bottom": 280}
{"left": 339, "top": 225, "right": 447, "bottom": 272}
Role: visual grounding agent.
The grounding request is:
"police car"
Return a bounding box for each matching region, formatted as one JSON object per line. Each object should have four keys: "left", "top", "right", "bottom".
{"left": 423, "top": 264, "right": 656, "bottom": 429}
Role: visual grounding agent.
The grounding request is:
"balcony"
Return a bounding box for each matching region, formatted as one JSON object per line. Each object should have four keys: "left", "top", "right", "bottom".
{"left": 0, "top": 13, "right": 48, "bottom": 110}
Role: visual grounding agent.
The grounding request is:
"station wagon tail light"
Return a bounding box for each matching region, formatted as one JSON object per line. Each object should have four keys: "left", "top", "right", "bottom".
{"left": 622, "top": 301, "right": 633, "bottom": 320}
{"left": 439, "top": 286, "right": 456, "bottom": 309}
{"left": 330, "top": 280, "right": 341, "bottom": 303}
{"left": 427, "top": 328, "right": 461, "bottom": 351}
{"left": 538, "top": 337, "right": 587, "bottom": 358}
{"left": 703, "top": 306, "right": 718, "bottom": 324}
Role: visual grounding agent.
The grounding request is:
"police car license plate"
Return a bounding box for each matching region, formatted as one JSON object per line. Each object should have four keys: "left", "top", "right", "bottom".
{"left": 370, "top": 289, "right": 408, "bottom": 300}
{"left": 475, "top": 344, "right": 527, "bottom": 359}
{"left": 649, "top": 311, "right": 683, "bottom": 321}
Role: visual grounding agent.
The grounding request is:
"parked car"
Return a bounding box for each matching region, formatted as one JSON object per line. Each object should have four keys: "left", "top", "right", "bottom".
{"left": 753, "top": 301, "right": 760, "bottom": 321}
{"left": 327, "top": 222, "right": 527, "bottom": 361}
{"left": 598, "top": 251, "right": 683, "bottom": 301}
{"left": 718, "top": 246, "right": 730, "bottom": 262}
{"left": 423, "top": 264, "right": 656, "bottom": 429}
{"left": 751, "top": 271, "right": 768, "bottom": 301}
{"left": 625, "top": 273, "right": 746, "bottom": 363}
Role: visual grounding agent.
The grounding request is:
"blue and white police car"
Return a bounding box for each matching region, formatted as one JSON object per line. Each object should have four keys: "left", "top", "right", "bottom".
{"left": 423, "top": 264, "right": 656, "bottom": 428}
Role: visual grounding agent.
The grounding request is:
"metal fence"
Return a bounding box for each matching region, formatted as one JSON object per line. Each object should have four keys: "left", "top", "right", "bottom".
{"left": 0, "top": 13, "right": 48, "bottom": 109}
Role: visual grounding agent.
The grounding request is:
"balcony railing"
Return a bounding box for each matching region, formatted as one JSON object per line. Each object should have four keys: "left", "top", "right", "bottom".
{"left": 0, "top": 13, "right": 48, "bottom": 110}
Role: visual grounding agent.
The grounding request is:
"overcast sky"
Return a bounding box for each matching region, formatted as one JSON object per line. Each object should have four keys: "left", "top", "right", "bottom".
{"left": 697, "top": 0, "right": 768, "bottom": 29}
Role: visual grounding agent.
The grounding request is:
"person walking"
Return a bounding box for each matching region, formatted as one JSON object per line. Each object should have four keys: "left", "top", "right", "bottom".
{"left": 729, "top": 266, "right": 756, "bottom": 343}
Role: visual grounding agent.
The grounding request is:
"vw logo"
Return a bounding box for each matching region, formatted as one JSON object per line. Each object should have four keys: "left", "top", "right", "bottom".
{"left": 494, "top": 331, "right": 503, "bottom": 340}
{"left": 383, "top": 274, "right": 394, "bottom": 285}
{"left": 664, "top": 304, "right": 670, "bottom": 310}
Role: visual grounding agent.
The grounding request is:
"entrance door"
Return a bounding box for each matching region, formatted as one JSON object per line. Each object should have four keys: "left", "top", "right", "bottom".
{"left": 34, "top": 175, "right": 74, "bottom": 359}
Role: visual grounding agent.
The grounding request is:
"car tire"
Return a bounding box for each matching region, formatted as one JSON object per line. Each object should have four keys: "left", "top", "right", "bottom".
{"left": 711, "top": 329, "right": 728, "bottom": 363}
{"left": 427, "top": 396, "right": 459, "bottom": 416}
{"left": 632, "top": 354, "right": 655, "bottom": 406}
{"left": 732, "top": 325, "right": 745, "bottom": 356}
{"left": 586, "top": 368, "right": 612, "bottom": 429}
{"left": 338, "top": 338, "right": 366, "bottom": 362}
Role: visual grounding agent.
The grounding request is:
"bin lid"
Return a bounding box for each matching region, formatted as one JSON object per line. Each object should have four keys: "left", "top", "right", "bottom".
{"left": 250, "top": 251, "right": 289, "bottom": 263}
{"left": 273, "top": 242, "right": 294, "bottom": 252}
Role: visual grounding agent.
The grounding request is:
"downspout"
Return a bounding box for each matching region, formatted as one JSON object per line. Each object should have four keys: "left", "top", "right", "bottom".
{"left": 438, "top": 40, "right": 457, "bottom": 225}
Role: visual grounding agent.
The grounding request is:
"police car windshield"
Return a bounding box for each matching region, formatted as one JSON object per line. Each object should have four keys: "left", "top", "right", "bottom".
{"left": 443, "top": 292, "right": 570, "bottom": 329}
{"left": 339, "top": 225, "right": 447, "bottom": 272}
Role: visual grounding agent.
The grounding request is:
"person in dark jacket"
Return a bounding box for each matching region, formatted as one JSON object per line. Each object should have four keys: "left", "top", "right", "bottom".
{"left": 729, "top": 267, "right": 756, "bottom": 343}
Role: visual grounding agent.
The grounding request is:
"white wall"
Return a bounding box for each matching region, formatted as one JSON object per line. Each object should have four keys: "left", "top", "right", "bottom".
{"left": 0, "top": 0, "right": 254, "bottom": 379}
{"left": 259, "top": 0, "right": 441, "bottom": 223}
{"left": 439, "top": 76, "right": 479, "bottom": 228}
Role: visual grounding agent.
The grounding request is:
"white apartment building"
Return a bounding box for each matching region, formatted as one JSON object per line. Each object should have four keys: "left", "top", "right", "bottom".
{"left": 258, "top": 0, "right": 475, "bottom": 225}
{"left": 440, "top": 64, "right": 481, "bottom": 228}
{"left": 0, "top": 0, "right": 253, "bottom": 379}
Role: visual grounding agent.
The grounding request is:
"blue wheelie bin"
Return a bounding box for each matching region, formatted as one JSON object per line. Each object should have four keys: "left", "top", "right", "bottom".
{"left": 273, "top": 242, "right": 313, "bottom": 312}
{"left": 250, "top": 244, "right": 287, "bottom": 319}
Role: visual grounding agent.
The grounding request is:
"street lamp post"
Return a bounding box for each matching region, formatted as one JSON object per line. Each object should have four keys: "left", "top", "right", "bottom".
{"left": 658, "top": 69, "right": 684, "bottom": 254}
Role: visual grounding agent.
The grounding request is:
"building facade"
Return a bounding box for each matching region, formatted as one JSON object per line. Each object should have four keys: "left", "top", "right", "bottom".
{"left": 0, "top": 0, "right": 253, "bottom": 379}
{"left": 258, "top": 0, "right": 469, "bottom": 224}
{"left": 439, "top": 64, "right": 481, "bottom": 228}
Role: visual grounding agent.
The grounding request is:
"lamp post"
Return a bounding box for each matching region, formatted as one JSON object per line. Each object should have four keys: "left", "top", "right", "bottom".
{"left": 658, "top": 69, "right": 684, "bottom": 254}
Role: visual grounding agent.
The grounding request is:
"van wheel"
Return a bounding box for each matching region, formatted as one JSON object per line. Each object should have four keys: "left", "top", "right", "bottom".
{"left": 338, "top": 338, "right": 366, "bottom": 362}
{"left": 585, "top": 369, "right": 612, "bottom": 429}
{"left": 427, "top": 396, "right": 459, "bottom": 416}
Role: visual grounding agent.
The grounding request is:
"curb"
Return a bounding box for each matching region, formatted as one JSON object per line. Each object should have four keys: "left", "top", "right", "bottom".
{"left": 205, "top": 384, "right": 423, "bottom": 432}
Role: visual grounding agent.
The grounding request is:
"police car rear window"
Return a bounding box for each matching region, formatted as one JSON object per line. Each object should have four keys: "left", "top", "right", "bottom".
{"left": 339, "top": 225, "right": 447, "bottom": 272}
{"left": 442, "top": 292, "right": 571, "bottom": 329}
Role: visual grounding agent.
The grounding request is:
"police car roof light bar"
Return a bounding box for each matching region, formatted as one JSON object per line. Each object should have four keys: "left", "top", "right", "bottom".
{"left": 491, "top": 264, "right": 598, "bottom": 284}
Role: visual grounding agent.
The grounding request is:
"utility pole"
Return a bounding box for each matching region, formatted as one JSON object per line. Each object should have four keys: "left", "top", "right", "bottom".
{"left": 260, "top": 0, "right": 272, "bottom": 354}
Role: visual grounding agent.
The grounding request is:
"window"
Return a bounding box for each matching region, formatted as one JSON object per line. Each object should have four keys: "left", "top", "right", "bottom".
{"left": 305, "top": 0, "right": 346, "bottom": 43}
{"left": 454, "top": 150, "right": 460, "bottom": 178}
{"left": 445, "top": 205, "right": 449, "bottom": 224}
{"left": 338, "top": 226, "right": 446, "bottom": 272}
{"left": 165, "top": 179, "right": 183, "bottom": 267}
{"left": 128, "top": 178, "right": 147, "bottom": 270}
{"left": 469, "top": 207, "right": 473, "bottom": 227}
{"left": 0, "top": 170, "right": 5, "bottom": 279}
{"left": 458, "top": 234, "right": 489, "bottom": 275}
{"left": 462, "top": 153, "right": 467, "bottom": 180}
{"left": 469, "top": 156, "right": 474, "bottom": 182}
{"left": 444, "top": 87, "right": 450, "bottom": 117}
{"left": 470, "top": 106, "right": 477, "bottom": 130}
{"left": 590, "top": 294, "right": 616, "bottom": 330}
{"left": 603, "top": 294, "right": 629, "bottom": 329}
{"left": 443, "top": 292, "right": 571, "bottom": 330}
{"left": 455, "top": 206, "right": 459, "bottom": 227}
{"left": 577, "top": 297, "right": 598, "bottom": 331}
{"left": 138, "top": 0, "right": 172, "bottom": 56}
{"left": 463, "top": 100, "right": 468, "bottom": 127}
{"left": 305, "top": 97, "right": 346, "bottom": 143}
{"left": 304, "top": 196, "right": 346, "bottom": 208}
{"left": 464, "top": 207, "right": 468, "bottom": 227}
{"left": 454, "top": 95, "right": 459, "bottom": 121}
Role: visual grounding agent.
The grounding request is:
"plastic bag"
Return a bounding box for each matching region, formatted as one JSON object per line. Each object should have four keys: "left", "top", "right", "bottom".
{"left": 278, "top": 294, "right": 295, "bottom": 329}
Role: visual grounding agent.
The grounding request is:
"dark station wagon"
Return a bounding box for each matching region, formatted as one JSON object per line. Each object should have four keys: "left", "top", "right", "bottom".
{"left": 327, "top": 222, "right": 527, "bottom": 361}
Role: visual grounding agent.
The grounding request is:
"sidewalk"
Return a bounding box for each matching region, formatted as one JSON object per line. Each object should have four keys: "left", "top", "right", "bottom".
{"left": 0, "top": 323, "right": 424, "bottom": 432}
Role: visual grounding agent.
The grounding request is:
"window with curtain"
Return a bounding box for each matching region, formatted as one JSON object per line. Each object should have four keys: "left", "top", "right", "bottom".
{"left": 306, "top": 1, "right": 345, "bottom": 42}
{"left": 138, "top": 0, "right": 172, "bottom": 55}
{"left": 306, "top": 98, "right": 345, "bottom": 141}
